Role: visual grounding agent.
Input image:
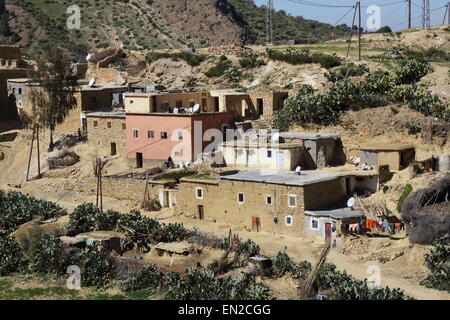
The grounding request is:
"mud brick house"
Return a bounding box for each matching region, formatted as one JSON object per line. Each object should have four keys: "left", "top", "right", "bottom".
{"left": 124, "top": 91, "right": 221, "bottom": 113}
{"left": 209, "top": 90, "right": 288, "bottom": 121}
{"left": 279, "top": 133, "right": 346, "bottom": 169}
{"left": 359, "top": 144, "right": 415, "bottom": 171}
{"left": 176, "top": 170, "right": 378, "bottom": 237}
{"left": 86, "top": 112, "right": 126, "bottom": 156}
{"left": 0, "top": 46, "right": 29, "bottom": 119}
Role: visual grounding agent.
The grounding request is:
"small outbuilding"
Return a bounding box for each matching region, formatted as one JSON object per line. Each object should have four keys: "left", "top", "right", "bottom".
{"left": 304, "top": 208, "right": 364, "bottom": 243}
{"left": 359, "top": 144, "right": 415, "bottom": 171}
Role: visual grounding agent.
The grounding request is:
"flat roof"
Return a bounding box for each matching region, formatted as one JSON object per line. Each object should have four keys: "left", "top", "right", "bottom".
{"left": 280, "top": 132, "right": 341, "bottom": 140}
{"left": 359, "top": 143, "right": 414, "bottom": 152}
{"left": 304, "top": 208, "right": 364, "bottom": 219}
{"left": 220, "top": 170, "right": 343, "bottom": 186}
{"left": 126, "top": 112, "right": 232, "bottom": 117}
{"left": 86, "top": 112, "right": 125, "bottom": 118}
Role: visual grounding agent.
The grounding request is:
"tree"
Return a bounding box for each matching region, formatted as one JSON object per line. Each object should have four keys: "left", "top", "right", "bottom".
{"left": 377, "top": 26, "right": 392, "bottom": 33}
{"left": 30, "top": 47, "right": 79, "bottom": 151}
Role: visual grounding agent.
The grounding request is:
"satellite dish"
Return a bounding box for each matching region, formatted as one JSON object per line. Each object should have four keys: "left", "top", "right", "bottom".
{"left": 271, "top": 133, "right": 280, "bottom": 142}
{"left": 86, "top": 53, "right": 92, "bottom": 61}
{"left": 347, "top": 197, "right": 356, "bottom": 208}
{"left": 193, "top": 104, "right": 200, "bottom": 113}
{"left": 88, "top": 78, "right": 95, "bottom": 87}
{"left": 295, "top": 166, "right": 301, "bottom": 173}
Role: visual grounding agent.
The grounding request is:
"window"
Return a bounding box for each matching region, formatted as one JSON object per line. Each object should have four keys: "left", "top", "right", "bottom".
{"left": 161, "top": 132, "right": 168, "bottom": 139}
{"left": 18, "top": 88, "right": 22, "bottom": 95}
{"left": 148, "top": 130, "right": 155, "bottom": 139}
{"left": 238, "top": 193, "right": 244, "bottom": 203}
{"left": 93, "top": 121, "right": 98, "bottom": 127}
{"left": 311, "top": 218, "right": 319, "bottom": 230}
{"left": 107, "top": 122, "right": 111, "bottom": 128}
{"left": 266, "top": 196, "right": 272, "bottom": 205}
{"left": 122, "top": 123, "right": 126, "bottom": 130}
{"left": 285, "top": 215, "right": 293, "bottom": 226}
{"left": 177, "top": 131, "right": 183, "bottom": 141}
{"left": 267, "top": 150, "right": 272, "bottom": 158}
{"left": 133, "top": 129, "right": 139, "bottom": 138}
{"left": 196, "top": 187, "right": 203, "bottom": 199}
{"left": 288, "top": 195, "right": 297, "bottom": 208}
{"left": 130, "top": 100, "right": 134, "bottom": 104}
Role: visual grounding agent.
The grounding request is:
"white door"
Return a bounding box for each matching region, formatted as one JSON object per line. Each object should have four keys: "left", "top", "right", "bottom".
{"left": 248, "top": 150, "right": 256, "bottom": 167}
{"left": 276, "top": 152, "right": 284, "bottom": 169}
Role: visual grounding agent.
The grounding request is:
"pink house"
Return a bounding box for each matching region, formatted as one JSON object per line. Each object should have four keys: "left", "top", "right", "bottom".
{"left": 126, "top": 112, "right": 234, "bottom": 167}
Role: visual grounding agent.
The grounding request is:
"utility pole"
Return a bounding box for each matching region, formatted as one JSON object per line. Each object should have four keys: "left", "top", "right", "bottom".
{"left": 36, "top": 124, "right": 41, "bottom": 179}
{"left": 95, "top": 157, "right": 107, "bottom": 211}
{"left": 266, "top": 0, "right": 274, "bottom": 45}
{"left": 422, "top": 0, "right": 430, "bottom": 29}
{"left": 346, "top": 2, "right": 358, "bottom": 58}
{"left": 358, "top": 1, "right": 362, "bottom": 61}
{"left": 408, "top": 0, "right": 412, "bottom": 29}
{"left": 446, "top": 2, "right": 450, "bottom": 25}
{"left": 26, "top": 127, "right": 35, "bottom": 181}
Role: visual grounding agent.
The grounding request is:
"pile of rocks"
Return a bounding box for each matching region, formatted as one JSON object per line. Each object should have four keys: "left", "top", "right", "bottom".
{"left": 204, "top": 44, "right": 251, "bottom": 56}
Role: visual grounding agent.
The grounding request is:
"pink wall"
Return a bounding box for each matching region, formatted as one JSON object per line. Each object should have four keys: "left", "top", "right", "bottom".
{"left": 126, "top": 113, "right": 233, "bottom": 162}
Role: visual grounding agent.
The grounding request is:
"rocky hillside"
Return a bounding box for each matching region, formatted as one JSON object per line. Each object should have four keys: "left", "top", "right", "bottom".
{"left": 0, "top": 0, "right": 349, "bottom": 59}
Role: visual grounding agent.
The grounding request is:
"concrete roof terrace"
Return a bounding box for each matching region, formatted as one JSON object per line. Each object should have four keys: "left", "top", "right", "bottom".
{"left": 220, "top": 170, "right": 344, "bottom": 187}
{"left": 279, "top": 132, "right": 341, "bottom": 140}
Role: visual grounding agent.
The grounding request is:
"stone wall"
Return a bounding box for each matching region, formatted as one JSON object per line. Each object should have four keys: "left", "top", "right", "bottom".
{"left": 303, "top": 178, "right": 347, "bottom": 211}
{"left": 177, "top": 178, "right": 306, "bottom": 237}
{"left": 87, "top": 116, "right": 126, "bottom": 157}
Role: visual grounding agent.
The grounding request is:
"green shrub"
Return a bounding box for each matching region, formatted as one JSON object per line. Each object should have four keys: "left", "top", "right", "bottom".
{"left": 235, "top": 239, "right": 260, "bottom": 257}
{"left": 0, "top": 235, "right": 25, "bottom": 276}
{"left": 30, "top": 235, "right": 67, "bottom": 274}
{"left": 122, "top": 263, "right": 164, "bottom": 293}
{"left": 316, "top": 263, "right": 412, "bottom": 300}
{"left": 223, "top": 66, "right": 242, "bottom": 83}
{"left": 66, "top": 203, "right": 100, "bottom": 235}
{"left": 157, "top": 223, "right": 188, "bottom": 243}
{"left": 272, "top": 250, "right": 311, "bottom": 279}
{"left": 0, "top": 191, "right": 66, "bottom": 233}
{"left": 297, "top": 84, "right": 315, "bottom": 96}
{"left": 238, "top": 52, "right": 266, "bottom": 69}
{"left": 325, "top": 63, "right": 369, "bottom": 82}
{"left": 165, "top": 267, "right": 271, "bottom": 300}
{"left": 421, "top": 235, "right": 450, "bottom": 292}
{"left": 75, "top": 245, "right": 115, "bottom": 288}
{"left": 393, "top": 59, "right": 433, "bottom": 84}
{"left": 266, "top": 48, "right": 341, "bottom": 69}
{"left": 397, "top": 184, "right": 413, "bottom": 213}
{"left": 205, "top": 56, "right": 232, "bottom": 78}
{"left": 145, "top": 51, "right": 207, "bottom": 66}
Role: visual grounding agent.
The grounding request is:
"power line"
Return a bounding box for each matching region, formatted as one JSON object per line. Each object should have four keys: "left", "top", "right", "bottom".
{"left": 333, "top": 6, "right": 356, "bottom": 26}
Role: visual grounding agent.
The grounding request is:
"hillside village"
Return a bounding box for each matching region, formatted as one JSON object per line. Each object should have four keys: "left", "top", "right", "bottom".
{"left": 0, "top": 2, "right": 450, "bottom": 301}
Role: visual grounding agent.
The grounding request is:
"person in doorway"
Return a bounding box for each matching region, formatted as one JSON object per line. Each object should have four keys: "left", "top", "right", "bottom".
{"left": 77, "top": 128, "right": 82, "bottom": 141}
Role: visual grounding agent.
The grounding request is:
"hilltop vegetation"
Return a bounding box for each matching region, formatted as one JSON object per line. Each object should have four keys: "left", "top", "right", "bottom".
{"left": 2, "top": 0, "right": 349, "bottom": 59}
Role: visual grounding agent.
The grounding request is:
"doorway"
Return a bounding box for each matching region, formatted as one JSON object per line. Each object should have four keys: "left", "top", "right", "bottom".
{"left": 214, "top": 97, "right": 220, "bottom": 112}
{"left": 252, "top": 217, "right": 261, "bottom": 232}
{"left": 276, "top": 152, "right": 284, "bottom": 169}
{"left": 110, "top": 142, "right": 117, "bottom": 156}
{"left": 136, "top": 152, "right": 143, "bottom": 168}
{"left": 257, "top": 98, "right": 264, "bottom": 115}
{"left": 325, "top": 223, "right": 332, "bottom": 242}
{"left": 198, "top": 205, "right": 204, "bottom": 220}
{"left": 201, "top": 98, "right": 207, "bottom": 111}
